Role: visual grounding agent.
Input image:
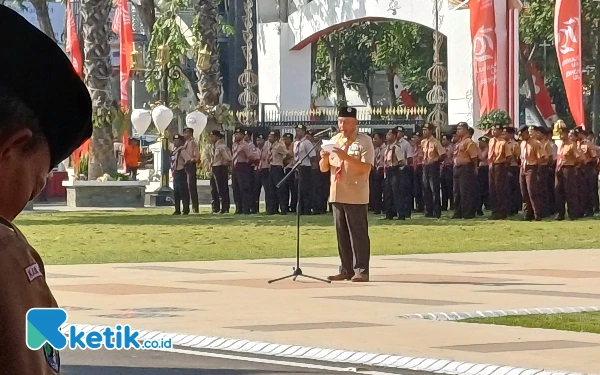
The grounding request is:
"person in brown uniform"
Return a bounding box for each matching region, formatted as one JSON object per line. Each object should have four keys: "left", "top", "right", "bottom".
{"left": 171, "top": 134, "right": 191, "bottom": 215}
{"left": 369, "top": 132, "right": 385, "bottom": 214}
{"left": 209, "top": 130, "right": 232, "bottom": 214}
{"left": 519, "top": 126, "right": 547, "bottom": 221}
{"left": 440, "top": 134, "right": 454, "bottom": 211}
{"left": 183, "top": 127, "right": 200, "bottom": 213}
{"left": 0, "top": 5, "right": 92, "bottom": 373}
{"left": 320, "top": 107, "right": 374, "bottom": 282}
{"left": 487, "top": 124, "right": 512, "bottom": 220}
{"left": 575, "top": 127, "right": 597, "bottom": 217}
{"left": 421, "top": 123, "right": 446, "bottom": 218}
{"left": 504, "top": 126, "right": 521, "bottom": 216}
{"left": 476, "top": 136, "right": 490, "bottom": 216}
{"left": 254, "top": 134, "right": 274, "bottom": 214}
{"left": 268, "top": 130, "right": 288, "bottom": 214}
{"left": 232, "top": 128, "right": 253, "bottom": 214}
{"left": 452, "top": 122, "right": 479, "bottom": 219}
{"left": 411, "top": 132, "right": 424, "bottom": 212}
{"left": 555, "top": 127, "right": 581, "bottom": 220}
{"left": 586, "top": 131, "right": 599, "bottom": 213}
{"left": 533, "top": 126, "right": 552, "bottom": 217}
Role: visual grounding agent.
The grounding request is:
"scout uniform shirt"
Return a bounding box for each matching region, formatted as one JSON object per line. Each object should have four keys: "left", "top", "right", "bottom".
{"left": 383, "top": 142, "right": 406, "bottom": 176}
{"left": 520, "top": 138, "right": 547, "bottom": 167}
{"left": 557, "top": 141, "right": 581, "bottom": 169}
{"left": 374, "top": 144, "right": 385, "bottom": 171}
{"left": 578, "top": 139, "right": 597, "bottom": 164}
{"left": 508, "top": 139, "right": 520, "bottom": 167}
{"left": 184, "top": 138, "right": 199, "bottom": 163}
{"left": 211, "top": 139, "right": 232, "bottom": 167}
{"left": 421, "top": 136, "right": 445, "bottom": 164}
{"left": 443, "top": 143, "right": 454, "bottom": 166}
{"left": 488, "top": 137, "right": 512, "bottom": 164}
{"left": 232, "top": 141, "right": 250, "bottom": 167}
{"left": 478, "top": 146, "right": 489, "bottom": 167}
{"left": 412, "top": 143, "right": 423, "bottom": 168}
{"left": 453, "top": 138, "right": 479, "bottom": 166}
{"left": 293, "top": 136, "right": 315, "bottom": 167}
{"left": 0, "top": 218, "right": 60, "bottom": 374}
{"left": 396, "top": 137, "right": 414, "bottom": 168}
{"left": 269, "top": 141, "right": 288, "bottom": 167}
{"left": 327, "top": 131, "right": 375, "bottom": 204}
{"left": 171, "top": 145, "right": 191, "bottom": 171}
{"left": 258, "top": 142, "right": 271, "bottom": 170}
{"left": 540, "top": 140, "right": 553, "bottom": 165}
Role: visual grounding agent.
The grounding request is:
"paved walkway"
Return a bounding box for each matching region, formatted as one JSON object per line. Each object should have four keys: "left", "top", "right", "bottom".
{"left": 47, "top": 250, "right": 600, "bottom": 374}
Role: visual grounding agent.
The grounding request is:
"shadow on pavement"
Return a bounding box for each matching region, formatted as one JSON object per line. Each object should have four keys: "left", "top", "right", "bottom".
{"left": 61, "top": 365, "right": 314, "bottom": 375}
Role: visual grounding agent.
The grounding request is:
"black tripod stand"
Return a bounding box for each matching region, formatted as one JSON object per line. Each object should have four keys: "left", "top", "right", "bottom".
{"left": 268, "top": 136, "right": 331, "bottom": 284}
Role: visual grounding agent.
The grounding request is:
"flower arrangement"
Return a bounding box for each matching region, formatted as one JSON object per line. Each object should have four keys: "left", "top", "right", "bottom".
{"left": 477, "top": 109, "right": 512, "bottom": 130}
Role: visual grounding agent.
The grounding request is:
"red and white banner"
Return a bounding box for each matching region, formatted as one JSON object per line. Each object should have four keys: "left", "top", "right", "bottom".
{"left": 554, "top": 0, "right": 584, "bottom": 128}
{"left": 527, "top": 61, "right": 557, "bottom": 121}
{"left": 112, "top": 0, "right": 134, "bottom": 110}
{"left": 470, "top": 0, "right": 498, "bottom": 117}
{"left": 65, "top": 0, "right": 82, "bottom": 76}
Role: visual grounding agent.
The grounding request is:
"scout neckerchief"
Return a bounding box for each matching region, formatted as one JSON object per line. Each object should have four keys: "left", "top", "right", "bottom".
{"left": 424, "top": 138, "right": 431, "bottom": 163}
{"left": 520, "top": 140, "right": 528, "bottom": 171}
{"left": 335, "top": 136, "right": 354, "bottom": 181}
{"left": 557, "top": 142, "right": 565, "bottom": 171}
{"left": 232, "top": 142, "right": 239, "bottom": 166}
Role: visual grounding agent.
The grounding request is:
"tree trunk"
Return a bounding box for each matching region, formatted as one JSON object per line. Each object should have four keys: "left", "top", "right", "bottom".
{"left": 82, "top": 0, "right": 117, "bottom": 180}
{"left": 386, "top": 66, "right": 397, "bottom": 107}
{"left": 519, "top": 50, "right": 547, "bottom": 127}
{"left": 324, "top": 35, "right": 346, "bottom": 106}
{"left": 592, "top": 25, "right": 600, "bottom": 135}
{"left": 196, "top": 0, "right": 223, "bottom": 108}
{"left": 277, "top": 0, "right": 288, "bottom": 22}
{"left": 132, "top": 0, "right": 155, "bottom": 37}
{"left": 30, "top": 0, "right": 56, "bottom": 42}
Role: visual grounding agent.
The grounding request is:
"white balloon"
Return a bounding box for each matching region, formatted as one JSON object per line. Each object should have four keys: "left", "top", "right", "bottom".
{"left": 130, "top": 109, "right": 152, "bottom": 136}
{"left": 151, "top": 105, "right": 174, "bottom": 134}
{"left": 185, "top": 110, "right": 208, "bottom": 137}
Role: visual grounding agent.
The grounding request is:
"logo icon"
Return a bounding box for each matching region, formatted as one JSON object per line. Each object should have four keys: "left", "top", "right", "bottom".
{"left": 558, "top": 17, "right": 579, "bottom": 55}
{"left": 26, "top": 308, "right": 68, "bottom": 350}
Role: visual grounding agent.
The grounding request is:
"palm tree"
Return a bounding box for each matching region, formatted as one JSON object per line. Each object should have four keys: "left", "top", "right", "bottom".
{"left": 195, "top": 0, "right": 222, "bottom": 108}
{"left": 81, "top": 0, "right": 117, "bottom": 180}
{"left": 30, "top": 0, "right": 56, "bottom": 42}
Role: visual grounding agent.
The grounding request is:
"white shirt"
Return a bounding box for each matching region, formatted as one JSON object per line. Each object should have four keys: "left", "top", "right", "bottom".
{"left": 396, "top": 138, "right": 414, "bottom": 169}
{"left": 293, "top": 137, "right": 316, "bottom": 167}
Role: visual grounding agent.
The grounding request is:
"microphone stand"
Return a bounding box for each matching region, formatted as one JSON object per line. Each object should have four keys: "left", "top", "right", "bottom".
{"left": 268, "top": 136, "right": 331, "bottom": 284}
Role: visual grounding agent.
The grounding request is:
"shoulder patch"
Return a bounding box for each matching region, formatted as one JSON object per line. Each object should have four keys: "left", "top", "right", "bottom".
{"left": 25, "top": 262, "right": 43, "bottom": 282}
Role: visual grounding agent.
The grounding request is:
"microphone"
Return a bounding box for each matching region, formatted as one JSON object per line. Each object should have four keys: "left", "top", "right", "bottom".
{"left": 313, "top": 127, "right": 336, "bottom": 137}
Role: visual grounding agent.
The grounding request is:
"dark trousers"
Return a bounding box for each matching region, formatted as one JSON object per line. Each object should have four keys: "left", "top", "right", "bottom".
{"left": 489, "top": 163, "right": 509, "bottom": 219}
{"left": 173, "top": 169, "right": 190, "bottom": 214}
{"left": 477, "top": 165, "right": 489, "bottom": 213}
{"left": 332, "top": 203, "right": 370, "bottom": 275}
{"left": 582, "top": 163, "right": 597, "bottom": 216}
{"left": 520, "top": 166, "right": 543, "bottom": 220}
{"left": 126, "top": 166, "right": 138, "bottom": 181}
{"left": 555, "top": 166, "right": 579, "bottom": 219}
{"left": 577, "top": 168, "right": 587, "bottom": 217}
{"left": 232, "top": 162, "right": 253, "bottom": 214}
{"left": 538, "top": 165, "right": 550, "bottom": 217}
{"left": 297, "top": 166, "right": 312, "bottom": 215}
{"left": 210, "top": 165, "right": 230, "bottom": 213}
{"left": 508, "top": 166, "right": 521, "bottom": 215}
{"left": 549, "top": 163, "right": 557, "bottom": 215}
{"left": 284, "top": 167, "right": 298, "bottom": 212}
{"left": 383, "top": 168, "right": 401, "bottom": 219}
{"left": 311, "top": 168, "right": 325, "bottom": 214}
{"left": 185, "top": 163, "right": 199, "bottom": 212}
{"left": 322, "top": 172, "right": 331, "bottom": 212}
{"left": 594, "top": 164, "right": 599, "bottom": 213}
{"left": 270, "top": 165, "right": 287, "bottom": 214}
{"left": 254, "top": 168, "right": 273, "bottom": 214}
{"left": 453, "top": 164, "right": 477, "bottom": 219}
{"left": 441, "top": 165, "right": 454, "bottom": 211}
{"left": 369, "top": 168, "right": 384, "bottom": 213}
{"left": 422, "top": 162, "right": 441, "bottom": 217}
{"left": 413, "top": 165, "right": 424, "bottom": 211}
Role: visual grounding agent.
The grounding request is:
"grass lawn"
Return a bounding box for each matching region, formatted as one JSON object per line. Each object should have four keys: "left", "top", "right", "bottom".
{"left": 463, "top": 312, "right": 600, "bottom": 334}
{"left": 13, "top": 208, "right": 600, "bottom": 265}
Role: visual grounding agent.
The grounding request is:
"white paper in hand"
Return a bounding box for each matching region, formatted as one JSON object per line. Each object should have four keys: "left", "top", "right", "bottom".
{"left": 321, "top": 139, "right": 338, "bottom": 153}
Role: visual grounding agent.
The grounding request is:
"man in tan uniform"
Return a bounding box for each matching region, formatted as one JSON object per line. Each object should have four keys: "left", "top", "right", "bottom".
{"left": 555, "top": 127, "right": 581, "bottom": 220}
{"left": 452, "top": 122, "right": 479, "bottom": 219}
{"left": 575, "top": 128, "right": 597, "bottom": 217}
{"left": 519, "top": 126, "right": 547, "bottom": 221}
{"left": 268, "top": 130, "right": 288, "bottom": 214}
{"left": 421, "top": 123, "right": 446, "bottom": 218}
{"left": 183, "top": 127, "right": 200, "bottom": 213}
{"left": 0, "top": 5, "right": 93, "bottom": 373}
{"left": 488, "top": 124, "right": 512, "bottom": 220}
{"left": 320, "top": 107, "right": 374, "bottom": 282}
{"left": 209, "top": 130, "right": 231, "bottom": 214}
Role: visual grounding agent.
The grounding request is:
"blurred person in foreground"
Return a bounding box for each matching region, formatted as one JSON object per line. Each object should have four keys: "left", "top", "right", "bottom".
{"left": 0, "top": 5, "right": 93, "bottom": 373}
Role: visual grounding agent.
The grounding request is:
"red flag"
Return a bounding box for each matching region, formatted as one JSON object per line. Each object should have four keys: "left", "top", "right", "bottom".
{"left": 400, "top": 89, "right": 416, "bottom": 108}
{"left": 122, "top": 130, "right": 130, "bottom": 170}
{"left": 65, "top": 0, "right": 82, "bottom": 76}
{"left": 112, "top": 0, "right": 134, "bottom": 110}
{"left": 469, "top": 0, "right": 498, "bottom": 116}
{"left": 554, "top": 0, "right": 584, "bottom": 128}
{"left": 527, "top": 61, "right": 557, "bottom": 121}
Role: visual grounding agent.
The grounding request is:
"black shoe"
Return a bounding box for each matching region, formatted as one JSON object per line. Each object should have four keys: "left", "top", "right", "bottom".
{"left": 424, "top": 213, "right": 433, "bottom": 218}
{"left": 183, "top": 211, "right": 189, "bottom": 215}
{"left": 476, "top": 210, "right": 484, "bottom": 216}
{"left": 172, "top": 211, "right": 181, "bottom": 215}
{"left": 219, "top": 211, "right": 229, "bottom": 214}
{"left": 452, "top": 215, "right": 462, "bottom": 219}
{"left": 397, "top": 216, "right": 405, "bottom": 220}
{"left": 373, "top": 211, "right": 381, "bottom": 215}
{"left": 192, "top": 209, "right": 199, "bottom": 214}
{"left": 554, "top": 215, "right": 564, "bottom": 221}
{"left": 212, "top": 211, "right": 219, "bottom": 214}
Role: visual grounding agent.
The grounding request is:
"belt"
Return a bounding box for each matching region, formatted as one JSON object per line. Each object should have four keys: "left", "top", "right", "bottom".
{"left": 454, "top": 163, "right": 473, "bottom": 168}
{"left": 524, "top": 165, "right": 538, "bottom": 169}
{"left": 560, "top": 165, "right": 575, "bottom": 168}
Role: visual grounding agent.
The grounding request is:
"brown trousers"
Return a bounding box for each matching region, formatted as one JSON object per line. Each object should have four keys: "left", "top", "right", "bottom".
{"left": 185, "top": 162, "right": 199, "bottom": 212}
{"left": 453, "top": 164, "right": 477, "bottom": 218}
{"left": 538, "top": 165, "right": 550, "bottom": 217}
{"left": 332, "top": 203, "right": 370, "bottom": 275}
{"left": 555, "top": 165, "right": 579, "bottom": 219}
{"left": 582, "top": 163, "right": 597, "bottom": 216}
{"left": 489, "top": 163, "right": 509, "bottom": 218}
{"left": 520, "top": 165, "right": 543, "bottom": 220}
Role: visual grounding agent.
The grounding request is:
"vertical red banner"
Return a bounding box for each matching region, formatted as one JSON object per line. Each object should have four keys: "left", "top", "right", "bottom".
{"left": 469, "top": 0, "right": 499, "bottom": 117}
{"left": 554, "top": 0, "right": 584, "bottom": 128}
{"left": 112, "top": 0, "right": 134, "bottom": 110}
{"left": 65, "top": 0, "right": 82, "bottom": 76}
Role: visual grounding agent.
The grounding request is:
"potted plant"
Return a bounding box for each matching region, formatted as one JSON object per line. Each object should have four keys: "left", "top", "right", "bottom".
{"left": 477, "top": 109, "right": 512, "bottom": 130}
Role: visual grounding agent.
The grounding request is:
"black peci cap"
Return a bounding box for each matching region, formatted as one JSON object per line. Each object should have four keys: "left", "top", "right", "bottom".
{"left": 504, "top": 126, "right": 515, "bottom": 134}
{"left": 422, "top": 122, "right": 435, "bottom": 131}
{"left": 282, "top": 133, "right": 293, "bottom": 139}
{"left": 395, "top": 126, "right": 405, "bottom": 133}
{"left": 338, "top": 107, "right": 357, "bottom": 118}
{"left": 478, "top": 136, "right": 489, "bottom": 142}
{"left": 296, "top": 124, "right": 308, "bottom": 131}
{"left": 234, "top": 127, "right": 243, "bottom": 134}
{"left": 256, "top": 134, "right": 265, "bottom": 140}
{"left": 519, "top": 125, "right": 530, "bottom": 134}
{"left": 183, "top": 127, "right": 193, "bottom": 133}
{"left": 269, "top": 129, "right": 280, "bottom": 137}
{"left": 211, "top": 130, "right": 223, "bottom": 138}
{"left": 387, "top": 128, "right": 398, "bottom": 135}
{"left": 0, "top": 5, "right": 92, "bottom": 170}
{"left": 173, "top": 134, "right": 183, "bottom": 140}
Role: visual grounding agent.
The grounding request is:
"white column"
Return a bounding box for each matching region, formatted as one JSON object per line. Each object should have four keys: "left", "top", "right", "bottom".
{"left": 257, "top": 22, "right": 312, "bottom": 118}
{"left": 446, "top": 8, "right": 476, "bottom": 126}
{"left": 495, "top": 0, "right": 508, "bottom": 112}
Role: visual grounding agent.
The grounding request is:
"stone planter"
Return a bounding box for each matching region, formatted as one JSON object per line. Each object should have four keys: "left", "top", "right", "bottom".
{"left": 62, "top": 181, "right": 149, "bottom": 208}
